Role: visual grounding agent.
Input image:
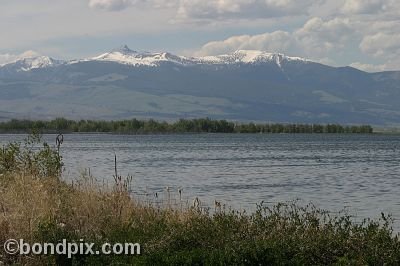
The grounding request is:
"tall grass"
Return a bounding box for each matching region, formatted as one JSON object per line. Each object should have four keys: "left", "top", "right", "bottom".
{"left": 0, "top": 134, "right": 399, "bottom": 265}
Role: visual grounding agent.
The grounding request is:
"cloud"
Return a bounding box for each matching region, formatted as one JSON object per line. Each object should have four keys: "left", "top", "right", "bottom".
{"left": 88, "top": 0, "right": 177, "bottom": 11}
{"left": 0, "top": 54, "right": 16, "bottom": 66}
{"left": 196, "top": 31, "right": 294, "bottom": 56}
{"left": 1, "top": 0, "right": 400, "bottom": 71}
{"left": 88, "top": 0, "right": 135, "bottom": 11}
{"left": 196, "top": 17, "right": 356, "bottom": 58}
{"left": 86, "top": 0, "right": 396, "bottom": 19}
{"left": 360, "top": 32, "right": 400, "bottom": 58}
{"left": 295, "top": 17, "right": 354, "bottom": 56}
{"left": 341, "top": 0, "right": 388, "bottom": 14}
{"left": 350, "top": 62, "right": 386, "bottom": 72}
{"left": 0, "top": 50, "right": 40, "bottom": 66}
{"left": 350, "top": 56, "right": 400, "bottom": 72}
{"left": 87, "top": 0, "right": 318, "bottom": 18}
{"left": 195, "top": 11, "right": 400, "bottom": 71}
{"left": 177, "top": 0, "right": 316, "bottom": 20}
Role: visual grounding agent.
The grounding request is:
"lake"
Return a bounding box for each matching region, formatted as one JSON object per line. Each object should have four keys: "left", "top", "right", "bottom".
{"left": 1, "top": 133, "right": 400, "bottom": 227}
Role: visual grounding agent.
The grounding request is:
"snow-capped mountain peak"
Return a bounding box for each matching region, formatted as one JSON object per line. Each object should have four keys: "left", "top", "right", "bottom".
{"left": 112, "top": 44, "right": 137, "bottom": 54}
{"left": 1, "top": 46, "right": 311, "bottom": 71}
{"left": 1, "top": 54, "right": 63, "bottom": 72}
{"left": 18, "top": 56, "right": 61, "bottom": 71}
{"left": 0, "top": 50, "right": 41, "bottom": 66}
{"left": 86, "top": 47, "right": 310, "bottom": 68}
{"left": 195, "top": 50, "right": 309, "bottom": 67}
{"left": 89, "top": 45, "right": 192, "bottom": 67}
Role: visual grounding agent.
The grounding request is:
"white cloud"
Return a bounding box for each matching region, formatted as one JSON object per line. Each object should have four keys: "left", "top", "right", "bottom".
{"left": 0, "top": 50, "right": 40, "bottom": 66}
{"left": 195, "top": 10, "right": 400, "bottom": 71}
{"left": 0, "top": 0, "right": 400, "bottom": 71}
{"left": 196, "top": 31, "right": 294, "bottom": 56}
{"left": 341, "top": 0, "right": 387, "bottom": 14}
{"left": 88, "top": 0, "right": 135, "bottom": 11}
{"left": 88, "top": 0, "right": 177, "bottom": 11}
{"left": 87, "top": 0, "right": 319, "bottom": 18}
{"left": 177, "top": 0, "right": 316, "bottom": 20}
{"left": 350, "top": 56, "right": 400, "bottom": 72}
{"left": 0, "top": 54, "right": 16, "bottom": 66}
{"left": 350, "top": 62, "right": 387, "bottom": 72}
{"left": 196, "top": 17, "right": 357, "bottom": 59}
{"left": 360, "top": 32, "right": 400, "bottom": 58}
{"left": 294, "top": 17, "right": 354, "bottom": 56}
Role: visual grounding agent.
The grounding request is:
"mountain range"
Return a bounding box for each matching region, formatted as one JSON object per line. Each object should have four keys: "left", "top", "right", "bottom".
{"left": 1, "top": 45, "right": 399, "bottom": 125}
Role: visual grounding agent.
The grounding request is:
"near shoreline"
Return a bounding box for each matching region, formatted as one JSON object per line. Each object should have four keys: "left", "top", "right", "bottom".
{"left": 1, "top": 134, "right": 399, "bottom": 265}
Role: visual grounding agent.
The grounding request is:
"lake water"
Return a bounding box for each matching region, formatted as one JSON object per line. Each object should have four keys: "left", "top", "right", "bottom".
{"left": 1, "top": 133, "right": 400, "bottom": 227}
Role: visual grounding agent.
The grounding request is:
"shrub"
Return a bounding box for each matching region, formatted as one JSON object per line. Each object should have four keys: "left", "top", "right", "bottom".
{"left": 0, "top": 132, "right": 63, "bottom": 179}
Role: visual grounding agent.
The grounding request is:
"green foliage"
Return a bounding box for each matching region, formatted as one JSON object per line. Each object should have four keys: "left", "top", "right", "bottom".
{"left": 29, "top": 202, "right": 400, "bottom": 265}
{"left": 0, "top": 118, "right": 374, "bottom": 134}
{"left": 0, "top": 132, "right": 63, "bottom": 178}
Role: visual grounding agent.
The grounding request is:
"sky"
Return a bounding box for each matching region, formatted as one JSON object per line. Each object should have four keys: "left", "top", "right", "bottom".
{"left": 0, "top": 0, "right": 399, "bottom": 72}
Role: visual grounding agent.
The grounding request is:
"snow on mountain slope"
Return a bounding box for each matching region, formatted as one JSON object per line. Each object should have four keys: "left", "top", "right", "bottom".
{"left": 196, "top": 50, "right": 309, "bottom": 67}
{"left": 0, "top": 45, "right": 311, "bottom": 70}
{"left": 0, "top": 50, "right": 41, "bottom": 67}
{"left": 76, "top": 45, "right": 193, "bottom": 67}
{"left": 1, "top": 55, "right": 64, "bottom": 72}
{"left": 71, "top": 45, "right": 310, "bottom": 68}
{"left": 17, "top": 56, "right": 63, "bottom": 71}
{"left": 2, "top": 45, "right": 400, "bottom": 125}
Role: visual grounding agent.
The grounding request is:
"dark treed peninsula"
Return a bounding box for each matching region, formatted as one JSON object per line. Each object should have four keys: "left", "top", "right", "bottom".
{"left": 0, "top": 118, "right": 373, "bottom": 134}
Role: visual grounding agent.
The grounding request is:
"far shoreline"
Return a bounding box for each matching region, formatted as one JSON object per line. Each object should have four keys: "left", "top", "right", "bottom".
{"left": 0, "top": 117, "right": 374, "bottom": 134}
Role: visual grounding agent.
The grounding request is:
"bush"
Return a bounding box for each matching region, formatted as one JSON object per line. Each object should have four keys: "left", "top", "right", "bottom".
{"left": 0, "top": 132, "right": 63, "bottom": 178}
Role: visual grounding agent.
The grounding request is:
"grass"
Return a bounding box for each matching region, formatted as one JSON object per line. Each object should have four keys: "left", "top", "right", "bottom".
{"left": 0, "top": 134, "right": 399, "bottom": 265}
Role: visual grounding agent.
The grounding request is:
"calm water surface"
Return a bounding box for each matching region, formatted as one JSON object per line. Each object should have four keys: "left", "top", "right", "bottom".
{"left": 1, "top": 133, "right": 400, "bottom": 226}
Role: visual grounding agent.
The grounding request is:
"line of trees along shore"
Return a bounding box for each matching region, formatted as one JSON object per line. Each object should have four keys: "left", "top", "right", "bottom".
{"left": 0, "top": 118, "right": 373, "bottom": 134}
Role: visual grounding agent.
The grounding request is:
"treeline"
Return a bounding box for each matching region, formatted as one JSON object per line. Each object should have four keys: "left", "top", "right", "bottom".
{"left": 0, "top": 118, "right": 373, "bottom": 134}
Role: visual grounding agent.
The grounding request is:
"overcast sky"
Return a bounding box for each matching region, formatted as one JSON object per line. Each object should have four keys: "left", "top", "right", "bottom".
{"left": 0, "top": 0, "right": 399, "bottom": 72}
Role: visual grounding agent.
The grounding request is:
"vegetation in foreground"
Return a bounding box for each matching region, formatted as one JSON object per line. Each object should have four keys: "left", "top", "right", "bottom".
{"left": 1, "top": 135, "right": 399, "bottom": 265}
{"left": 0, "top": 117, "right": 374, "bottom": 134}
